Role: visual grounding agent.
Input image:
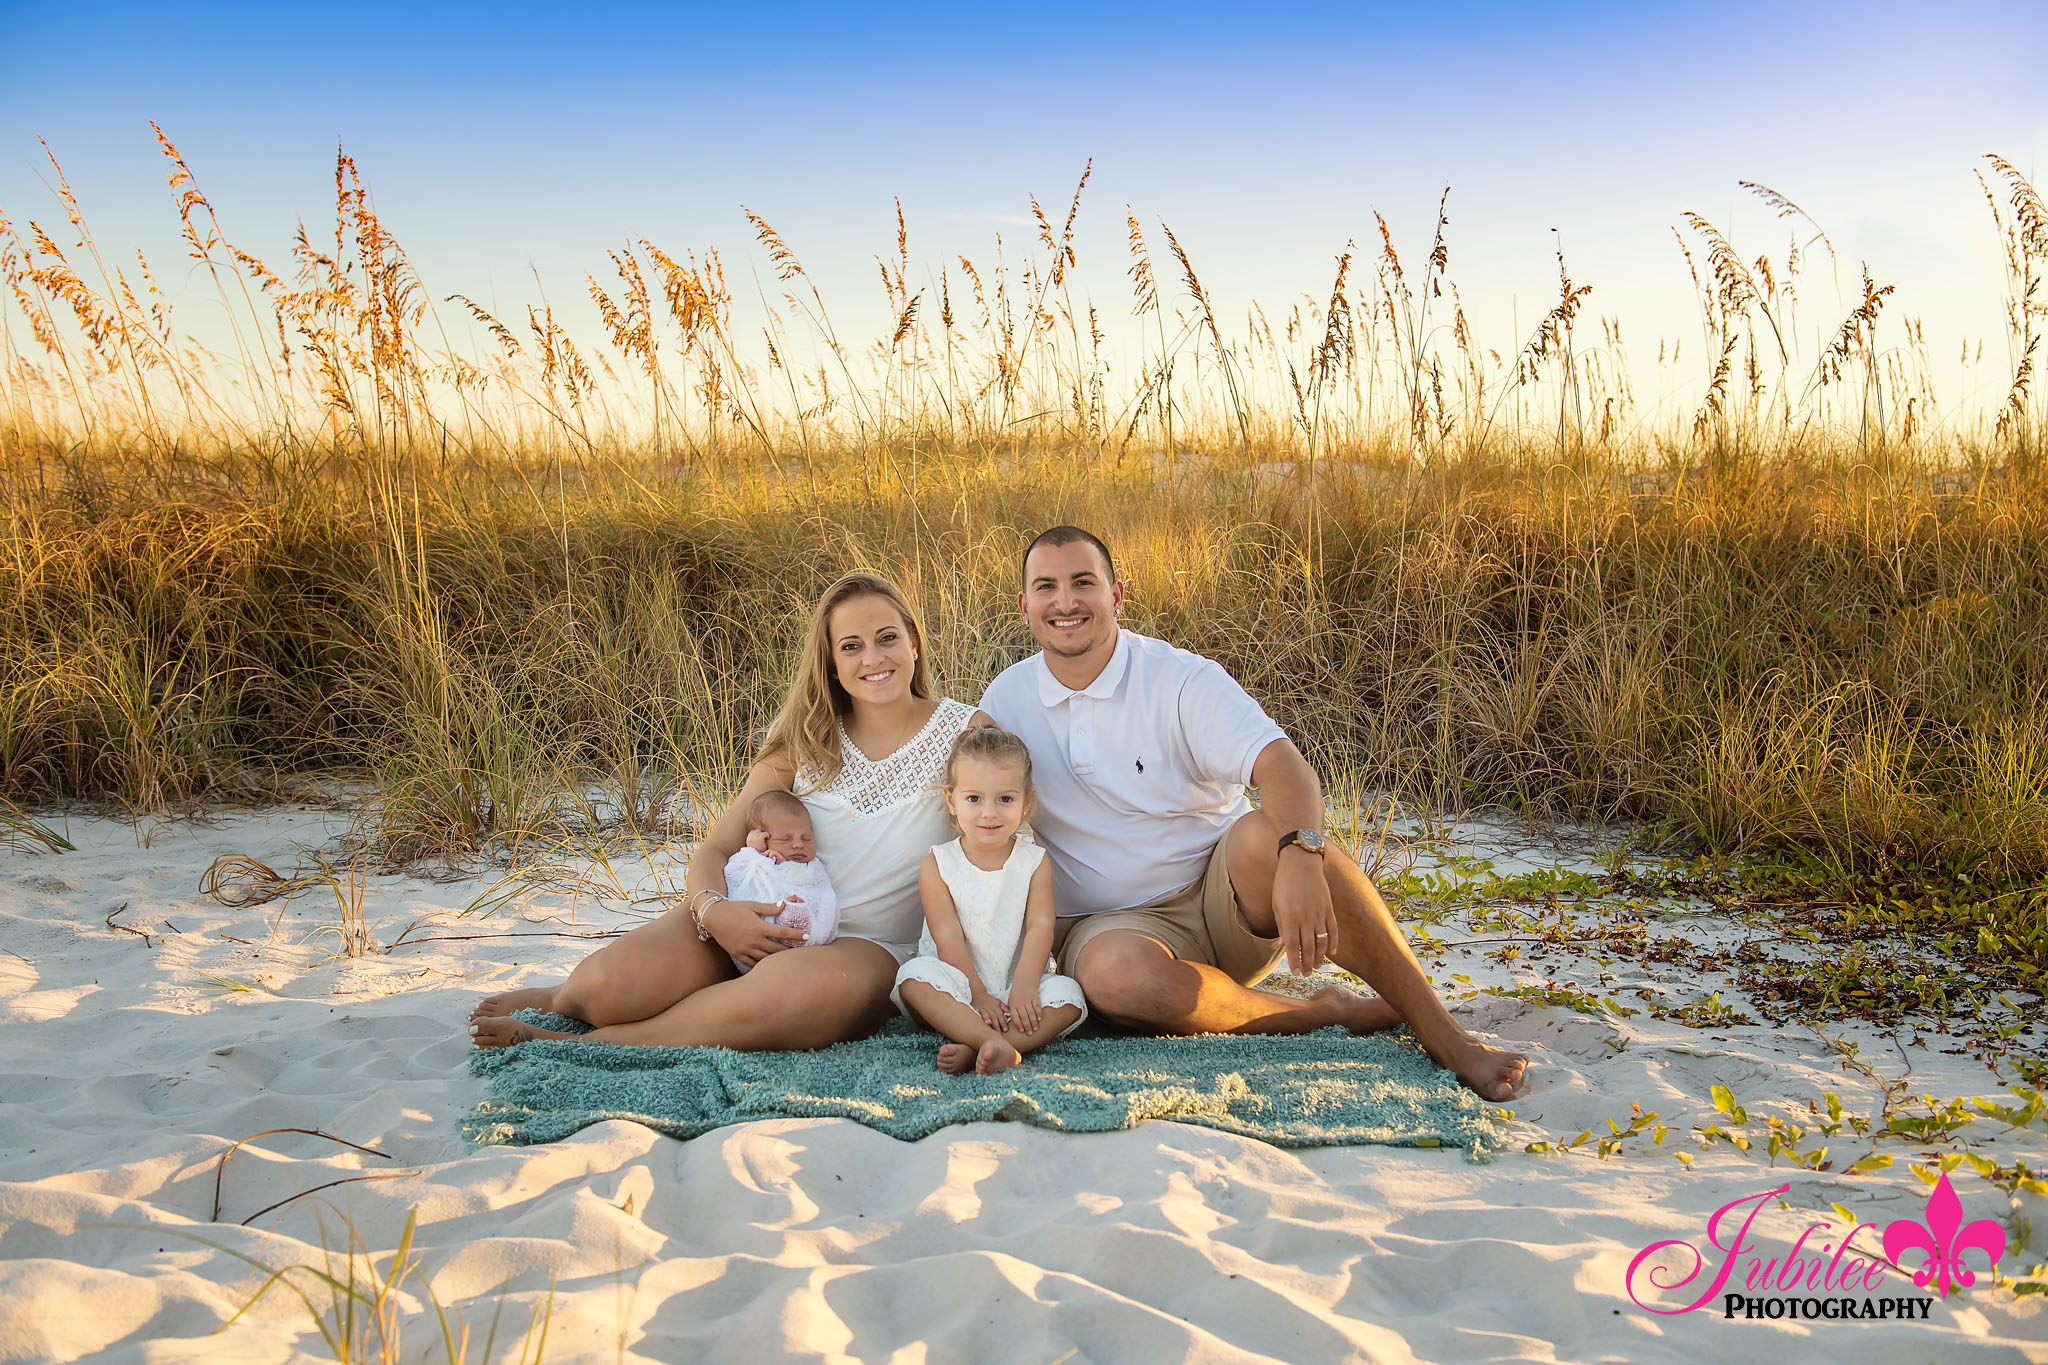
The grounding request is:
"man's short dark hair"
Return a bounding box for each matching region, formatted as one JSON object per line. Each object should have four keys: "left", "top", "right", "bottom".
{"left": 1020, "top": 526, "right": 1117, "bottom": 589}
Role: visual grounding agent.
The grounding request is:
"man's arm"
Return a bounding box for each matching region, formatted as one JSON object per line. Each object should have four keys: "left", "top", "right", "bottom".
{"left": 1249, "top": 737, "right": 1340, "bottom": 973}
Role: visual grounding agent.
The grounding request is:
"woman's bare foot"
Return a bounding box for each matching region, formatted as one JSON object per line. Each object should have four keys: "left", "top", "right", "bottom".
{"left": 936, "top": 1043, "right": 976, "bottom": 1074}
{"left": 1449, "top": 1042, "right": 1529, "bottom": 1102}
{"left": 974, "top": 1038, "right": 1022, "bottom": 1075}
{"left": 1316, "top": 985, "right": 1403, "bottom": 1034}
{"left": 469, "top": 1016, "right": 580, "bottom": 1049}
{"left": 469, "top": 986, "right": 557, "bottom": 1022}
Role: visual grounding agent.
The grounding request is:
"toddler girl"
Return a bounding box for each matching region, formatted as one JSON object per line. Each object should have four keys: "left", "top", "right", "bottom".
{"left": 892, "top": 725, "right": 1086, "bottom": 1074}
{"left": 721, "top": 790, "right": 839, "bottom": 972}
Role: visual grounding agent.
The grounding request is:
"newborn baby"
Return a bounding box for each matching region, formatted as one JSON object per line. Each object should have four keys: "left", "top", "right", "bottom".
{"left": 721, "top": 790, "right": 839, "bottom": 972}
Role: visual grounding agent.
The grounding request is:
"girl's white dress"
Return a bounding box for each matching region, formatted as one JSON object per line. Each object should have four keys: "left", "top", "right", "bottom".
{"left": 892, "top": 836, "right": 1088, "bottom": 1036}
{"left": 799, "top": 697, "right": 977, "bottom": 963}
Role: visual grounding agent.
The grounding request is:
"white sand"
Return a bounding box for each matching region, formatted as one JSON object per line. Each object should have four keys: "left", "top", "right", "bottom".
{"left": 1, "top": 808, "right": 2043, "bottom": 1363}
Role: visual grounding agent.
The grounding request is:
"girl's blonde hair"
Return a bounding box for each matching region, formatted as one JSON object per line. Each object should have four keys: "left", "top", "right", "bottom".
{"left": 944, "top": 724, "right": 1034, "bottom": 792}
{"left": 759, "top": 572, "right": 936, "bottom": 791}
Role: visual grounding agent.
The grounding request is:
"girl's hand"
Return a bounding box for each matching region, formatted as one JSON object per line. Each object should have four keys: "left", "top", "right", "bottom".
{"left": 969, "top": 990, "right": 1008, "bottom": 1032}
{"left": 705, "top": 898, "right": 808, "bottom": 968}
{"left": 1008, "top": 983, "right": 1042, "bottom": 1035}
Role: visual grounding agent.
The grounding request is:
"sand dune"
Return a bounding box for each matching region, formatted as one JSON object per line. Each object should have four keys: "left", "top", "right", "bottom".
{"left": 0, "top": 809, "right": 2042, "bottom": 1362}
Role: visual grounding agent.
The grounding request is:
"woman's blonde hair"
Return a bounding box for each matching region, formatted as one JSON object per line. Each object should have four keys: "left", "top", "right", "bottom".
{"left": 759, "top": 572, "right": 936, "bottom": 791}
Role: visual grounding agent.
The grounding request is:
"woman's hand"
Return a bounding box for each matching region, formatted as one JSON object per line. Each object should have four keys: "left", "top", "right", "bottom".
{"left": 1007, "top": 982, "right": 1043, "bottom": 1035}
{"left": 704, "top": 898, "right": 809, "bottom": 968}
{"left": 969, "top": 989, "right": 1009, "bottom": 1032}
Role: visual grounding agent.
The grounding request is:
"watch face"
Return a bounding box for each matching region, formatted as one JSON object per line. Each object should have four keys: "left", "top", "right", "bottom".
{"left": 1297, "top": 830, "right": 1324, "bottom": 851}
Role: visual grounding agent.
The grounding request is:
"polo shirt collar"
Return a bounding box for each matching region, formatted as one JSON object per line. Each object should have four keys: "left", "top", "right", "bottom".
{"left": 1035, "top": 629, "right": 1132, "bottom": 706}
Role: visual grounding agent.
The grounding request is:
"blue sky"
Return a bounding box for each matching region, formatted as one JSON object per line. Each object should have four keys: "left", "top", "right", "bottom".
{"left": 5, "top": 1, "right": 2045, "bottom": 425}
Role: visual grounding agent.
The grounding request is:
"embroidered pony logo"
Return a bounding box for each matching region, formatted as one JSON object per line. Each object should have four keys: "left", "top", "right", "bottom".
{"left": 1882, "top": 1172, "right": 2007, "bottom": 1294}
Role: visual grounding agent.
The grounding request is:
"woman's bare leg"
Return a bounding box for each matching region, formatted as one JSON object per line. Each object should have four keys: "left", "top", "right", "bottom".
{"left": 898, "top": 981, "right": 1083, "bottom": 1075}
{"left": 471, "top": 937, "right": 900, "bottom": 1050}
{"left": 470, "top": 902, "right": 736, "bottom": 1028}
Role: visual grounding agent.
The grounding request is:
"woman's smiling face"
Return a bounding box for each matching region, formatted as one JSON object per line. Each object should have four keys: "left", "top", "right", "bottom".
{"left": 827, "top": 593, "right": 917, "bottom": 706}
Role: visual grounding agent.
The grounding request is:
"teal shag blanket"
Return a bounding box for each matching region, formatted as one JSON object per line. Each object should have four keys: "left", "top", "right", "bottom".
{"left": 465, "top": 1013, "right": 1506, "bottom": 1157}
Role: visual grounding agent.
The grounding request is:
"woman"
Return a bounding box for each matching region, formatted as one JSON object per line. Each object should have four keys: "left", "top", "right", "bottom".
{"left": 468, "top": 572, "right": 980, "bottom": 1049}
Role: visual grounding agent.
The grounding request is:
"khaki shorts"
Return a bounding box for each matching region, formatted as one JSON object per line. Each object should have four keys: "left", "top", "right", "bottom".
{"left": 1050, "top": 816, "right": 1284, "bottom": 985}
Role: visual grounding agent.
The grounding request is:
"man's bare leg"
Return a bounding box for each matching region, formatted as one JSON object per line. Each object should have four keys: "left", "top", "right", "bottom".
{"left": 1074, "top": 932, "right": 1402, "bottom": 1035}
{"left": 1073, "top": 812, "right": 1528, "bottom": 1101}
{"left": 1232, "top": 811, "right": 1526, "bottom": 1100}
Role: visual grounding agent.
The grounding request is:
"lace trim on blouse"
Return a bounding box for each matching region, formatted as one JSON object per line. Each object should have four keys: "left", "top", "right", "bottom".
{"left": 804, "top": 697, "right": 972, "bottom": 816}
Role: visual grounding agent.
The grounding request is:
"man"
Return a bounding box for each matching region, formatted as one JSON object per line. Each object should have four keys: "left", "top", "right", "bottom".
{"left": 977, "top": 526, "right": 1528, "bottom": 1101}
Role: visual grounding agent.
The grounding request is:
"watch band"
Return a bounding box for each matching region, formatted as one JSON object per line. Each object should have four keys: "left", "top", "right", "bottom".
{"left": 1277, "top": 829, "right": 1326, "bottom": 858}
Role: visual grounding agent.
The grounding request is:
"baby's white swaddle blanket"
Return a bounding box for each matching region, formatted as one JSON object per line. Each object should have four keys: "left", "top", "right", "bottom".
{"left": 721, "top": 847, "right": 840, "bottom": 971}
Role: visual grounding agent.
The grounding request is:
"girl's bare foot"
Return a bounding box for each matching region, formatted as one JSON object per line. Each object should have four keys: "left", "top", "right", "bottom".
{"left": 974, "top": 1038, "right": 1022, "bottom": 1075}
{"left": 469, "top": 1016, "right": 579, "bottom": 1049}
{"left": 936, "top": 1043, "right": 976, "bottom": 1074}
{"left": 469, "top": 986, "right": 557, "bottom": 1022}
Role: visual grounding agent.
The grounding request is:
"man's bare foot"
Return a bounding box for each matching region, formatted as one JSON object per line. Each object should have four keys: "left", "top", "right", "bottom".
{"left": 936, "top": 1043, "right": 976, "bottom": 1074}
{"left": 1315, "top": 985, "right": 1403, "bottom": 1034}
{"left": 974, "top": 1038, "right": 1022, "bottom": 1075}
{"left": 469, "top": 1016, "right": 580, "bottom": 1049}
{"left": 1448, "top": 1042, "right": 1529, "bottom": 1102}
{"left": 469, "top": 986, "right": 557, "bottom": 1022}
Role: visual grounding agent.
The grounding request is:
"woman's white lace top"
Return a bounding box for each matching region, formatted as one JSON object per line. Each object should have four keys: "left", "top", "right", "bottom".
{"left": 920, "top": 836, "right": 1048, "bottom": 991}
{"left": 799, "top": 697, "right": 975, "bottom": 953}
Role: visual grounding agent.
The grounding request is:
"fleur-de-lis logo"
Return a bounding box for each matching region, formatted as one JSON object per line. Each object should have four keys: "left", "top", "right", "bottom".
{"left": 1882, "top": 1172, "right": 2007, "bottom": 1294}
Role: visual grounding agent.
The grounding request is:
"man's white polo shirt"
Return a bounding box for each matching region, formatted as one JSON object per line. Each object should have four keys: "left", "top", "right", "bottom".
{"left": 978, "top": 629, "right": 1287, "bottom": 916}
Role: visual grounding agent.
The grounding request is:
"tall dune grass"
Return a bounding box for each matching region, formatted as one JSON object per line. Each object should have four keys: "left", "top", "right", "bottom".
{"left": 2, "top": 135, "right": 2045, "bottom": 976}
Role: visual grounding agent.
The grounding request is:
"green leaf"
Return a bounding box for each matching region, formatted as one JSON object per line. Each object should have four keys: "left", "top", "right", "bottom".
{"left": 1711, "top": 1083, "right": 1735, "bottom": 1116}
{"left": 1846, "top": 1153, "right": 1893, "bottom": 1175}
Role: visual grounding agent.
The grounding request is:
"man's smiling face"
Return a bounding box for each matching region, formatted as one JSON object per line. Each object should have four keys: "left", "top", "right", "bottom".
{"left": 1020, "top": 538, "right": 1124, "bottom": 662}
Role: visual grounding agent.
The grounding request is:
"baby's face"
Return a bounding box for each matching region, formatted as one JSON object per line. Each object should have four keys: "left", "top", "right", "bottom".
{"left": 758, "top": 810, "right": 816, "bottom": 863}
